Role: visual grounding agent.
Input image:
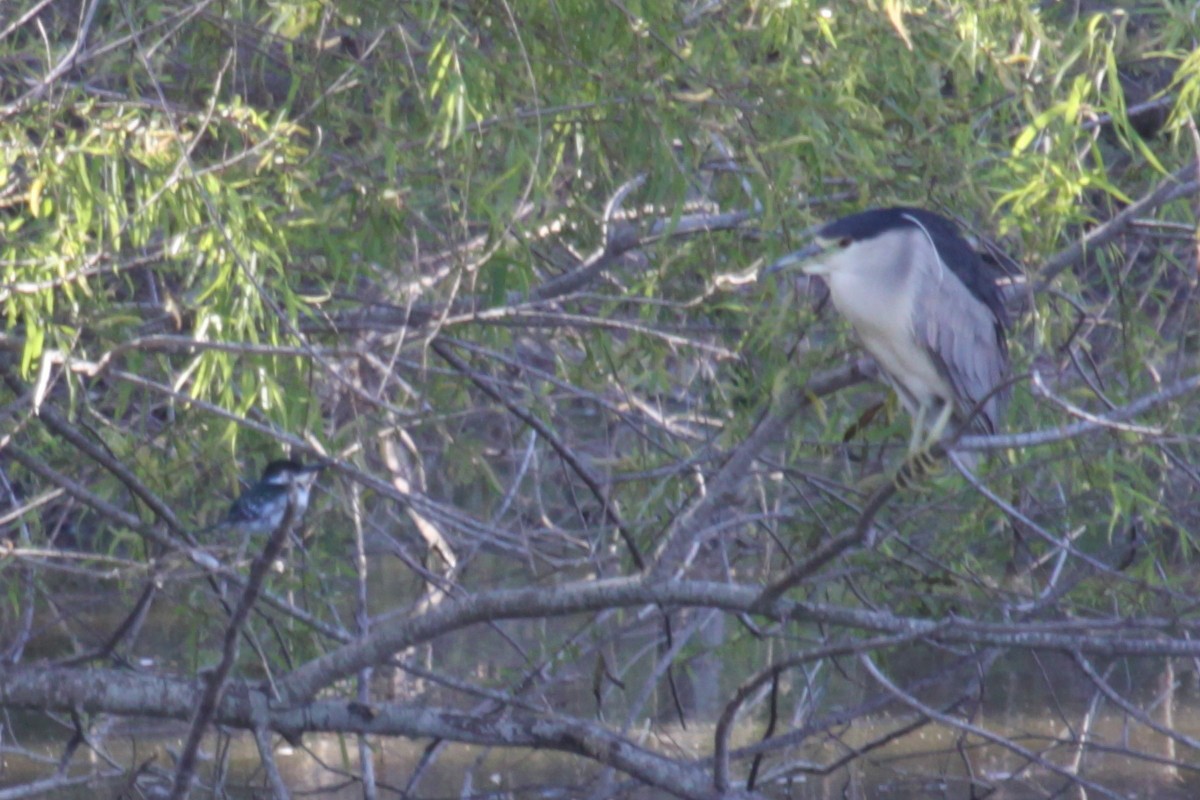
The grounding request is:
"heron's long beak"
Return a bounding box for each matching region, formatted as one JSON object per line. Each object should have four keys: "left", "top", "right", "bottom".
{"left": 762, "top": 241, "right": 826, "bottom": 277}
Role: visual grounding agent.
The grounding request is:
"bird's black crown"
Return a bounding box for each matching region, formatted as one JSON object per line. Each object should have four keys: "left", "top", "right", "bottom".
{"left": 260, "top": 459, "right": 323, "bottom": 481}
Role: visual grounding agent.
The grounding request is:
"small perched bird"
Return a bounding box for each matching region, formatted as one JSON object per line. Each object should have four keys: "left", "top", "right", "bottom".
{"left": 217, "top": 459, "right": 324, "bottom": 535}
{"left": 766, "top": 206, "right": 1011, "bottom": 455}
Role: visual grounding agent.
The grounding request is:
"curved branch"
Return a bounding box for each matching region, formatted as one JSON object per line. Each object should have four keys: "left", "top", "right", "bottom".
{"left": 960, "top": 372, "right": 1200, "bottom": 451}
{"left": 278, "top": 576, "right": 1200, "bottom": 705}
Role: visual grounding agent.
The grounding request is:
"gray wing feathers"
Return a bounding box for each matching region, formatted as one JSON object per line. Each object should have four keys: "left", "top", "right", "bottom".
{"left": 914, "top": 266, "right": 1009, "bottom": 434}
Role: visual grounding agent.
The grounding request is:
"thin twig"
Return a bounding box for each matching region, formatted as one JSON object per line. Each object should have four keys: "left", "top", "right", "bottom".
{"left": 1036, "top": 164, "right": 1200, "bottom": 291}
{"left": 860, "top": 653, "right": 1124, "bottom": 800}
{"left": 432, "top": 338, "right": 646, "bottom": 569}
{"left": 961, "top": 371, "right": 1200, "bottom": 451}
{"left": 650, "top": 359, "right": 872, "bottom": 578}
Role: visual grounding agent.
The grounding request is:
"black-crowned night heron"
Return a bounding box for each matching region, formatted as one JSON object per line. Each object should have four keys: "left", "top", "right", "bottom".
{"left": 767, "top": 206, "right": 1010, "bottom": 458}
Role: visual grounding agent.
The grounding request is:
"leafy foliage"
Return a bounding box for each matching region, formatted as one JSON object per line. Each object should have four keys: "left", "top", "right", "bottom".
{"left": 1, "top": 0, "right": 1199, "bottom": 797}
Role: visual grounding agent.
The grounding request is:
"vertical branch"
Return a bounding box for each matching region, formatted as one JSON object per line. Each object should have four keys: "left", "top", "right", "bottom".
{"left": 351, "top": 481, "right": 378, "bottom": 799}
{"left": 252, "top": 725, "right": 291, "bottom": 800}
{"left": 168, "top": 491, "right": 301, "bottom": 799}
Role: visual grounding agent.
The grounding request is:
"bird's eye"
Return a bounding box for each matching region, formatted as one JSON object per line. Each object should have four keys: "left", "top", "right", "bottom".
{"left": 838, "top": 236, "right": 853, "bottom": 248}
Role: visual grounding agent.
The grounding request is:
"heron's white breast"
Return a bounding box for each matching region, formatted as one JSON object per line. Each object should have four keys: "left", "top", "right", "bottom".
{"left": 822, "top": 233, "right": 955, "bottom": 413}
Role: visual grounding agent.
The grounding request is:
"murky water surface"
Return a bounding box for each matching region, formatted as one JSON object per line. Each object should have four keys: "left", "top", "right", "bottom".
{"left": 5, "top": 703, "right": 1198, "bottom": 798}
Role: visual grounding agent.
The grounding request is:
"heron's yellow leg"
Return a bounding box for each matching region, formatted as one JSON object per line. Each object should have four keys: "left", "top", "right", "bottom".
{"left": 925, "top": 401, "right": 955, "bottom": 444}
{"left": 896, "top": 402, "right": 954, "bottom": 490}
{"left": 907, "top": 403, "right": 927, "bottom": 456}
